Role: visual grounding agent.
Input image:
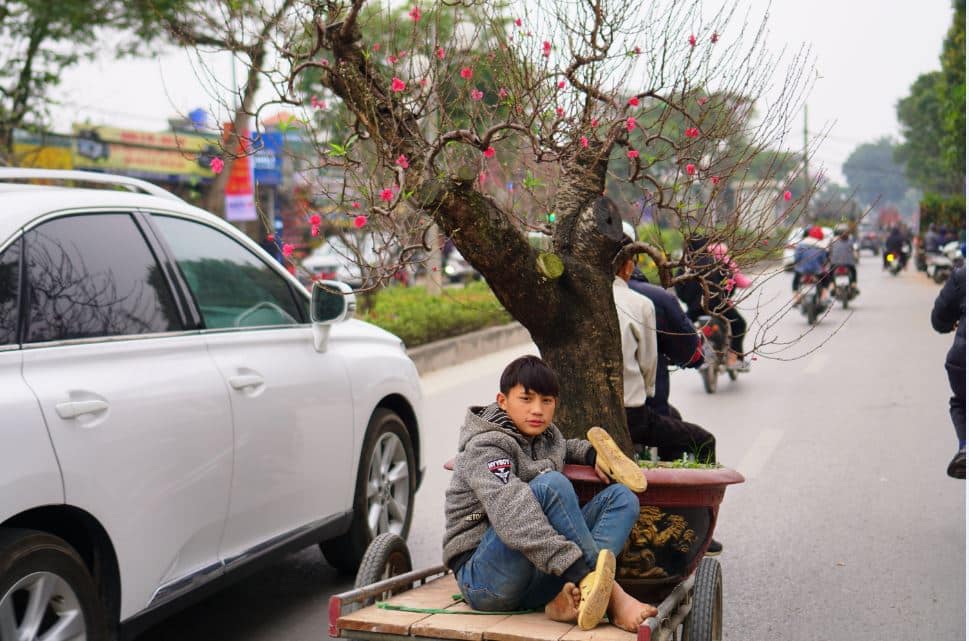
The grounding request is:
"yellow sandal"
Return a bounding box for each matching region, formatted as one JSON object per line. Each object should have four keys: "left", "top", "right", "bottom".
{"left": 577, "top": 549, "right": 616, "bottom": 630}
{"left": 587, "top": 426, "right": 647, "bottom": 493}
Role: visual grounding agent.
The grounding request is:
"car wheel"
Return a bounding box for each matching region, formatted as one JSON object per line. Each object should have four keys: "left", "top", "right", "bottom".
{"left": 0, "top": 528, "right": 110, "bottom": 641}
{"left": 323, "top": 410, "right": 416, "bottom": 574}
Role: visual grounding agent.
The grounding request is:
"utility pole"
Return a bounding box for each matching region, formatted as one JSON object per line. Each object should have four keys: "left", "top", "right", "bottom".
{"left": 802, "top": 104, "right": 811, "bottom": 222}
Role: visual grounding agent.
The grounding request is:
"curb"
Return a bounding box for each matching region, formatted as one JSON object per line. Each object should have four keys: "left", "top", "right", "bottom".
{"left": 406, "top": 322, "right": 532, "bottom": 375}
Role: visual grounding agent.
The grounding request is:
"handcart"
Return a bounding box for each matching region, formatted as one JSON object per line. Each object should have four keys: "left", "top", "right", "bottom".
{"left": 329, "top": 463, "right": 743, "bottom": 641}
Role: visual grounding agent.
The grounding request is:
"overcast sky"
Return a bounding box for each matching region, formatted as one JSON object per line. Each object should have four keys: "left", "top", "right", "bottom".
{"left": 52, "top": 1, "right": 954, "bottom": 185}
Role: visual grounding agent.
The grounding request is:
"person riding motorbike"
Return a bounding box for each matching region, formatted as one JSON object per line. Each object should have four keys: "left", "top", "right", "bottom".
{"left": 674, "top": 236, "right": 749, "bottom": 370}
{"left": 932, "top": 267, "right": 966, "bottom": 478}
{"left": 884, "top": 226, "right": 906, "bottom": 270}
{"left": 829, "top": 226, "right": 859, "bottom": 295}
{"left": 793, "top": 226, "right": 830, "bottom": 304}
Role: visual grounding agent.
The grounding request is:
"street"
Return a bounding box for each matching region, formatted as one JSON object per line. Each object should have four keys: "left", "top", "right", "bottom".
{"left": 135, "top": 254, "right": 965, "bottom": 641}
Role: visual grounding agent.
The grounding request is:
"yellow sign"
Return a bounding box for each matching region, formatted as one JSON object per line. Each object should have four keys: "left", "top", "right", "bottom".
{"left": 71, "top": 125, "right": 218, "bottom": 178}
{"left": 13, "top": 143, "right": 73, "bottom": 170}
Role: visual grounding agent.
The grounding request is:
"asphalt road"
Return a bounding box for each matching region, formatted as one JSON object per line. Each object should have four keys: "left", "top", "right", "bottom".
{"left": 135, "top": 254, "right": 965, "bottom": 641}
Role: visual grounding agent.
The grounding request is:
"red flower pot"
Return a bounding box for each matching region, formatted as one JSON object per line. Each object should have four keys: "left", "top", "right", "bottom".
{"left": 565, "top": 463, "right": 744, "bottom": 602}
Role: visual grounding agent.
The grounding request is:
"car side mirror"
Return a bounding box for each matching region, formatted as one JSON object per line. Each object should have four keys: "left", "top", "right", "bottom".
{"left": 311, "top": 280, "right": 356, "bottom": 352}
{"left": 311, "top": 280, "right": 356, "bottom": 323}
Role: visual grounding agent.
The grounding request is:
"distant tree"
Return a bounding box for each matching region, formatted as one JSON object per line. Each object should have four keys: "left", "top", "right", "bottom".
{"left": 842, "top": 137, "right": 908, "bottom": 207}
{"left": 810, "top": 181, "right": 862, "bottom": 225}
{"left": 895, "top": 0, "right": 965, "bottom": 198}
{"left": 0, "top": 0, "right": 187, "bottom": 161}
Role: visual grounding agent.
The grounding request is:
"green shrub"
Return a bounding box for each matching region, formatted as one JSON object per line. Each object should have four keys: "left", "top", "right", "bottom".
{"left": 360, "top": 281, "right": 513, "bottom": 347}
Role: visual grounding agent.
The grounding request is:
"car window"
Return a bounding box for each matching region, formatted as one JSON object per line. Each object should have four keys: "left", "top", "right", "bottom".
{"left": 0, "top": 238, "right": 20, "bottom": 346}
{"left": 24, "top": 214, "right": 183, "bottom": 343}
{"left": 152, "top": 215, "right": 303, "bottom": 329}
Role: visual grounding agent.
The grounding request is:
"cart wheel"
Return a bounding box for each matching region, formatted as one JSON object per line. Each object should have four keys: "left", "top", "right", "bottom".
{"left": 682, "top": 557, "right": 722, "bottom": 641}
{"left": 353, "top": 532, "right": 413, "bottom": 608}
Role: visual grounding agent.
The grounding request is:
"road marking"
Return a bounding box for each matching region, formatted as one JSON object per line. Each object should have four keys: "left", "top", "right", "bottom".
{"left": 802, "top": 352, "right": 830, "bottom": 375}
{"left": 735, "top": 428, "right": 784, "bottom": 480}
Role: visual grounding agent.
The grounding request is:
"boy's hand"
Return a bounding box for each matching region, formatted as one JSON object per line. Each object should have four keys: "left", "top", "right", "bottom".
{"left": 594, "top": 461, "right": 612, "bottom": 484}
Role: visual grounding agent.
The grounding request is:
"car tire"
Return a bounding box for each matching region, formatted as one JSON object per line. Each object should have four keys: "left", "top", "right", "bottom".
{"left": 0, "top": 528, "right": 110, "bottom": 641}
{"left": 323, "top": 410, "right": 416, "bottom": 575}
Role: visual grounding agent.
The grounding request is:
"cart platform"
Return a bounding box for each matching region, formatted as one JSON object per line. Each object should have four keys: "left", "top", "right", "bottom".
{"left": 329, "top": 565, "right": 693, "bottom": 641}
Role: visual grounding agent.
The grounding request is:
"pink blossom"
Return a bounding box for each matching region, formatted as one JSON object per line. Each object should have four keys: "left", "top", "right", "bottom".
{"left": 697, "top": 96, "right": 709, "bottom": 106}
{"left": 634, "top": 46, "right": 642, "bottom": 54}
{"left": 483, "top": 146, "right": 496, "bottom": 158}
{"left": 399, "top": 50, "right": 408, "bottom": 58}
{"left": 724, "top": 277, "right": 736, "bottom": 292}
{"left": 580, "top": 136, "right": 589, "bottom": 148}
{"left": 387, "top": 55, "right": 398, "bottom": 64}
{"left": 309, "top": 214, "right": 322, "bottom": 226}
{"left": 210, "top": 157, "right": 224, "bottom": 174}
{"left": 460, "top": 67, "right": 473, "bottom": 80}
{"left": 710, "top": 32, "right": 719, "bottom": 43}
{"left": 626, "top": 117, "right": 636, "bottom": 132}
{"left": 498, "top": 87, "right": 509, "bottom": 98}
{"left": 282, "top": 243, "right": 294, "bottom": 257}
{"left": 266, "top": 233, "right": 275, "bottom": 242}
{"left": 542, "top": 41, "right": 551, "bottom": 57}
{"left": 419, "top": 78, "right": 428, "bottom": 87}
{"left": 558, "top": 80, "right": 566, "bottom": 89}
{"left": 311, "top": 225, "right": 320, "bottom": 237}
{"left": 514, "top": 17, "right": 522, "bottom": 26}
{"left": 628, "top": 96, "right": 639, "bottom": 107}
{"left": 627, "top": 149, "right": 639, "bottom": 159}
{"left": 408, "top": 5, "right": 421, "bottom": 21}
{"left": 479, "top": 171, "right": 487, "bottom": 184}
{"left": 391, "top": 77, "right": 406, "bottom": 92}
{"left": 555, "top": 106, "right": 565, "bottom": 117}
{"left": 471, "top": 88, "right": 484, "bottom": 101}
{"left": 351, "top": 201, "right": 361, "bottom": 209}
{"left": 373, "top": 43, "right": 381, "bottom": 52}
{"left": 396, "top": 154, "right": 409, "bottom": 169}
{"left": 686, "top": 163, "right": 696, "bottom": 175}
{"left": 353, "top": 215, "right": 368, "bottom": 229}
{"left": 711, "top": 176, "right": 721, "bottom": 185}
{"left": 380, "top": 188, "right": 394, "bottom": 202}
{"left": 783, "top": 190, "right": 792, "bottom": 201}
{"left": 590, "top": 118, "right": 599, "bottom": 127}
{"left": 688, "top": 34, "right": 697, "bottom": 47}
{"left": 436, "top": 46, "right": 445, "bottom": 60}
{"left": 685, "top": 127, "right": 700, "bottom": 138}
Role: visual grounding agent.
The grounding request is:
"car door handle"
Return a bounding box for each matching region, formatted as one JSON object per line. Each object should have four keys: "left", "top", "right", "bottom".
{"left": 55, "top": 400, "right": 109, "bottom": 419}
{"left": 228, "top": 374, "right": 264, "bottom": 390}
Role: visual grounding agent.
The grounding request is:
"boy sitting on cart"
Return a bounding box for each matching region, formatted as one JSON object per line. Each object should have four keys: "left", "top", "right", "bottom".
{"left": 443, "top": 355, "right": 659, "bottom": 631}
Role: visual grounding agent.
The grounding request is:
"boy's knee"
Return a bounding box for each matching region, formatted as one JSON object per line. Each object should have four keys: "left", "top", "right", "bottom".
{"left": 529, "top": 470, "right": 572, "bottom": 501}
{"left": 602, "top": 482, "right": 639, "bottom": 513}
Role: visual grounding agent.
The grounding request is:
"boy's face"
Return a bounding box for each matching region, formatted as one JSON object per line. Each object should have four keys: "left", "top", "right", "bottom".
{"left": 497, "top": 384, "right": 557, "bottom": 437}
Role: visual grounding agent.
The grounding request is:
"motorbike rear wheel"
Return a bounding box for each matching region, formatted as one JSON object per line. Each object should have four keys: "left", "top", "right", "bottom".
{"left": 702, "top": 361, "right": 718, "bottom": 394}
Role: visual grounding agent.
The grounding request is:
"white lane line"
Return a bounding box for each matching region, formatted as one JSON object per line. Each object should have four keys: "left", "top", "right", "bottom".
{"left": 802, "top": 352, "right": 830, "bottom": 375}
{"left": 735, "top": 428, "right": 784, "bottom": 480}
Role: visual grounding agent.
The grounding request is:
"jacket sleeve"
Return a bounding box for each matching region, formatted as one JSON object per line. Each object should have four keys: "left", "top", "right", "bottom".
{"left": 932, "top": 268, "right": 964, "bottom": 333}
{"left": 565, "top": 437, "right": 594, "bottom": 465}
{"left": 660, "top": 293, "right": 703, "bottom": 368}
{"left": 463, "top": 436, "right": 584, "bottom": 575}
{"left": 637, "top": 298, "right": 658, "bottom": 397}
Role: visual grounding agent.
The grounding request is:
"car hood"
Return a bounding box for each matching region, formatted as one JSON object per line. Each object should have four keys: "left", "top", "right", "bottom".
{"left": 329, "top": 318, "right": 406, "bottom": 350}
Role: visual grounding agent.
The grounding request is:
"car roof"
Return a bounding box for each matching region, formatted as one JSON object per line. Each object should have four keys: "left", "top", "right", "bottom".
{"left": 0, "top": 183, "right": 223, "bottom": 247}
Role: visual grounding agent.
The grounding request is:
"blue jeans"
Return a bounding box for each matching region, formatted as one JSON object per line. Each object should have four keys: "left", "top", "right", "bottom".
{"left": 455, "top": 471, "right": 639, "bottom": 611}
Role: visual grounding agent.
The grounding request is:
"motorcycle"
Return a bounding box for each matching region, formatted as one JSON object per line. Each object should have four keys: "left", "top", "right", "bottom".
{"left": 695, "top": 315, "right": 741, "bottom": 394}
{"left": 831, "top": 265, "right": 856, "bottom": 309}
{"left": 926, "top": 241, "right": 965, "bottom": 284}
{"left": 885, "top": 251, "right": 903, "bottom": 276}
{"left": 797, "top": 273, "right": 825, "bottom": 324}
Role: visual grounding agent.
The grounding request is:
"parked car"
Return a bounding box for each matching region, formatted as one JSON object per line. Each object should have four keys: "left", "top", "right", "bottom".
{"left": 0, "top": 169, "right": 424, "bottom": 640}
{"left": 302, "top": 233, "right": 410, "bottom": 288}
{"left": 781, "top": 225, "right": 833, "bottom": 271}
{"left": 857, "top": 227, "right": 883, "bottom": 255}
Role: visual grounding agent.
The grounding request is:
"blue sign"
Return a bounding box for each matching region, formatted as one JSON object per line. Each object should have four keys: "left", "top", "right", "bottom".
{"left": 251, "top": 131, "right": 283, "bottom": 186}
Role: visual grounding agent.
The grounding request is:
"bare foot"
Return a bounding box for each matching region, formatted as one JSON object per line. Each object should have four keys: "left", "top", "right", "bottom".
{"left": 545, "top": 582, "right": 581, "bottom": 623}
{"left": 607, "top": 583, "right": 658, "bottom": 632}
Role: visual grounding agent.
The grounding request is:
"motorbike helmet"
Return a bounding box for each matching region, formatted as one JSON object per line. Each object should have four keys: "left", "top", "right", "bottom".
{"left": 807, "top": 226, "right": 825, "bottom": 240}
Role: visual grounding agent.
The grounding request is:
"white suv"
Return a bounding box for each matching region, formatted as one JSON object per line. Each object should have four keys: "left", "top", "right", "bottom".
{"left": 0, "top": 170, "right": 423, "bottom": 640}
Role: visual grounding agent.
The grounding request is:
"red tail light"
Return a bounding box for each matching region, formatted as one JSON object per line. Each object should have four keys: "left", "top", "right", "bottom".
{"left": 701, "top": 325, "right": 714, "bottom": 337}
{"left": 834, "top": 266, "right": 849, "bottom": 275}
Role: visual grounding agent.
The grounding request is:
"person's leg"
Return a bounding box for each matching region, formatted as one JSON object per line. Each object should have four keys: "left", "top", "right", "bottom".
{"left": 947, "top": 362, "right": 966, "bottom": 445}
{"left": 643, "top": 406, "right": 716, "bottom": 463}
{"left": 723, "top": 306, "right": 746, "bottom": 355}
{"left": 625, "top": 405, "right": 652, "bottom": 448}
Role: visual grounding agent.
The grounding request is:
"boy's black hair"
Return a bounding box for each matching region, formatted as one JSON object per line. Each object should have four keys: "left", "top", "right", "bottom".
{"left": 499, "top": 355, "right": 560, "bottom": 397}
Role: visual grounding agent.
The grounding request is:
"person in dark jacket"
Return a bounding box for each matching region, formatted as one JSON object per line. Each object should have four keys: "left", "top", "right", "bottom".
{"left": 931, "top": 267, "right": 966, "bottom": 479}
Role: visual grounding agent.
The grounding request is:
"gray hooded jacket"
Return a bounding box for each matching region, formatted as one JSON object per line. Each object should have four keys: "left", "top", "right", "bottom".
{"left": 442, "top": 403, "right": 594, "bottom": 576}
